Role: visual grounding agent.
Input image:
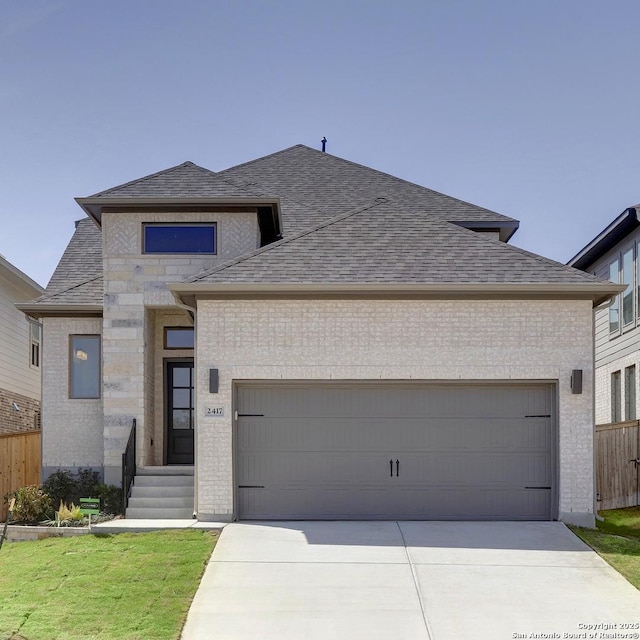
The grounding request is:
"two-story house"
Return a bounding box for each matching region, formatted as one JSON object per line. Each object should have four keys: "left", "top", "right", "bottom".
{"left": 568, "top": 207, "right": 640, "bottom": 424}
{"left": 0, "top": 255, "right": 44, "bottom": 435}
{"left": 19, "top": 144, "right": 620, "bottom": 527}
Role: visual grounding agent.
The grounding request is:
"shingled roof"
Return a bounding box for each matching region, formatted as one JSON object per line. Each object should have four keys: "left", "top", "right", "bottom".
{"left": 27, "top": 144, "right": 620, "bottom": 313}
{"left": 89, "top": 161, "right": 261, "bottom": 199}
{"left": 185, "top": 199, "right": 608, "bottom": 287}
{"left": 46, "top": 218, "right": 102, "bottom": 293}
{"left": 219, "top": 145, "right": 518, "bottom": 237}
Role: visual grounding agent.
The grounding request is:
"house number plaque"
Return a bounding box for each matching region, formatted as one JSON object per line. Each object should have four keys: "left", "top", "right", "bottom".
{"left": 205, "top": 406, "right": 225, "bottom": 417}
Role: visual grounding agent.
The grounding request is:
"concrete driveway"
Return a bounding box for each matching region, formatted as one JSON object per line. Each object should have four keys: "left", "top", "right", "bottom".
{"left": 181, "top": 521, "right": 640, "bottom": 640}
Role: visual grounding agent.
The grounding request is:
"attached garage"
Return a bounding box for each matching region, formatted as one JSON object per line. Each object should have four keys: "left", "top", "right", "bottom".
{"left": 235, "top": 382, "right": 556, "bottom": 521}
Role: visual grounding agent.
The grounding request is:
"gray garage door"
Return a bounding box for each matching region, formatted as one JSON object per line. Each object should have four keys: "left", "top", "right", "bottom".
{"left": 236, "top": 383, "right": 555, "bottom": 520}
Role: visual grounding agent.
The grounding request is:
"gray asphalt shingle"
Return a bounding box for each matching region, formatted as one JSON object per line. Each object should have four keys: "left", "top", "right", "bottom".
{"left": 188, "top": 200, "right": 604, "bottom": 285}
{"left": 34, "top": 144, "right": 607, "bottom": 307}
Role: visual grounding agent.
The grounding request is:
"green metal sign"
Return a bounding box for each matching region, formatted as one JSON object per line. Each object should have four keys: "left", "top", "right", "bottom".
{"left": 79, "top": 498, "right": 100, "bottom": 515}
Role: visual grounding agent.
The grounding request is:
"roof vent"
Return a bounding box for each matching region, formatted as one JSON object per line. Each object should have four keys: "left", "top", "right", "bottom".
{"left": 321, "top": 137, "right": 327, "bottom": 153}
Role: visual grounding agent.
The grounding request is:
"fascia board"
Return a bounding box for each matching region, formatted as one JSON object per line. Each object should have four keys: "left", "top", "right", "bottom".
{"left": 15, "top": 303, "right": 103, "bottom": 319}
{"left": 75, "top": 196, "right": 281, "bottom": 226}
{"left": 169, "top": 282, "right": 625, "bottom": 306}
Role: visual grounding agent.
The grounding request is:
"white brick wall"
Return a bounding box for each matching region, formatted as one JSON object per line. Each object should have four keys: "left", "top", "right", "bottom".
{"left": 41, "top": 317, "right": 103, "bottom": 473}
{"left": 195, "top": 298, "right": 596, "bottom": 525}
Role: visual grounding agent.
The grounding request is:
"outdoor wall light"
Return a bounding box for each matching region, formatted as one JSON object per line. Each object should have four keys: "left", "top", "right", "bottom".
{"left": 209, "top": 369, "right": 219, "bottom": 394}
{"left": 570, "top": 369, "right": 583, "bottom": 394}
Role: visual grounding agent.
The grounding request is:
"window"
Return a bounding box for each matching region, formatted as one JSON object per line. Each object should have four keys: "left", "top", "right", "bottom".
{"left": 143, "top": 224, "right": 215, "bottom": 254}
{"left": 164, "top": 327, "right": 195, "bottom": 349}
{"left": 622, "top": 248, "right": 634, "bottom": 326}
{"left": 29, "top": 319, "right": 42, "bottom": 368}
{"left": 70, "top": 335, "right": 101, "bottom": 398}
{"left": 609, "top": 259, "right": 620, "bottom": 333}
{"left": 625, "top": 365, "right": 636, "bottom": 421}
{"left": 611, "top": 370, "right": 622, "bottom": 422}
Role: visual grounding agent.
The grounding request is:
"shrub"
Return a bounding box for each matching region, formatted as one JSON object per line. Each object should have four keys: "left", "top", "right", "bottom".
{"left": 11, "top": 485, "right": 52, "bottom": 523}
{"left": 95, "top": 483, "right": 123, "bottom": 515}
{"left": 41, "top": 470, "right": 76, "bottom": 509}
{"left": 42, "top": 468, "right": 122, "bottom": 516}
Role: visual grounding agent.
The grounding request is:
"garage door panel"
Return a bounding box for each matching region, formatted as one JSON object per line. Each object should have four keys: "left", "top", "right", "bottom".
{"left": 240, "top": 418, "right": 550, "bottom": 453}
{"left": 236, "top": 383, "right": 554, "bottom": 520}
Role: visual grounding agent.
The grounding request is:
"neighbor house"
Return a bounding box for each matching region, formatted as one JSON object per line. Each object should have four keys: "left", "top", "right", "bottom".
{"left": 0, "top": 255, "right": 43, "bottom": 435}
{"left": 568, "top": 207, "right": 640, "bottom": 424}
{"left": 18, "top": 144, "right": 621, "bottom": 527}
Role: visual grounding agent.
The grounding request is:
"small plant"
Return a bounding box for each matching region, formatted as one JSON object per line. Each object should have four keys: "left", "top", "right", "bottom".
{"left": 56, "top": 501, "right": 83, "bottom": 523}
{"left": 10, "top": 485, "right": 52, "bottom": 523}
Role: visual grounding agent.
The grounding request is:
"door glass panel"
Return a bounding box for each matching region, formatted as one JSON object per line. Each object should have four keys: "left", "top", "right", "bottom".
{"left": 172, "top": 409, "right": 191, "bottom": 430}
{"left": 173, "top": 367, "right": 191, "bottom": 387}
{"left": 173, "top": 388, "right": 191, "bottom": 408}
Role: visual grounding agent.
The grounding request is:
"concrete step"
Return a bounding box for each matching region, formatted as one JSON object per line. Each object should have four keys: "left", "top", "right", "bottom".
{"left": 137, "top": 466, "right": 194, "bottom": 476}
{"left": 131, "top": 485, "right": 194, "bottom": 498}
{"left": 133, "top": 475, "right": 194, "bottom": 488}
{"left": 125, "top": 507, "right": 194, "bottom": 519}
{"left": 128, "top": 496, "right": 193, "bottom": 509}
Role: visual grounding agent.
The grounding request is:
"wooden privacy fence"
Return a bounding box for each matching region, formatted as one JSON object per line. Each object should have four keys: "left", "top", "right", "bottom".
{"left": 596, "top": 420, "right": 640, "bottom": 510}
{"left": 0, "top": 430, "right": 41, "bottom": 521}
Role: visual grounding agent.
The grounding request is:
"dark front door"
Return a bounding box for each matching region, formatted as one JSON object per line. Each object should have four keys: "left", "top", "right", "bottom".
{"left": 166, "top": 360, "right": 194, "bottom": 465}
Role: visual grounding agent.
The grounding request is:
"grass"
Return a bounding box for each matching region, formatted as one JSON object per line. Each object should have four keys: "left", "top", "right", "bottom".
{"left": 0, "top": 529, "right": 218, "bottom": 640}
{"left": 570, "top": 506, "right": 640, "bottom": 590}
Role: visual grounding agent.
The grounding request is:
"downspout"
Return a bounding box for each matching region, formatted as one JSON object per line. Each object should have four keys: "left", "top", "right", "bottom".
{"left": 173, "top": 298, "right": 199, "bottom": 518}
{"left": 591, "top": 294, "right": 618, "bottom": 523}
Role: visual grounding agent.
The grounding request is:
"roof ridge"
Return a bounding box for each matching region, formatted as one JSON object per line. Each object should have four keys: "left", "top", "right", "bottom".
{"left": 221, "top": 144, "right": 515, "bottom": 223}
{"left": 90, "top": 161, "right": 212, "bottom": 197}
{"left": 217, "top": 144, "right": 306, "bottom": 175}
{"left": 37, "top": 274, "right": 103, "bottom": 302}
{"left": 187, "top": 197, "right": 387, "bottom": 282}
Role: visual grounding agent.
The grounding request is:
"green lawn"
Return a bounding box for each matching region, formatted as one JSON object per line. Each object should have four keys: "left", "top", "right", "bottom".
{"left": 0, "top": 530, "right": 218, "bottom": 640}
{"left": 570, "top": 507, "right": 640, "bottom": 590}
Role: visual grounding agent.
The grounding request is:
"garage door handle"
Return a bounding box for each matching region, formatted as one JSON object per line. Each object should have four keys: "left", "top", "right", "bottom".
{"left": 396, "top": 459, "right": 400, "bottom": 477}
{"left": 630, "top": 458, "right": 640, "bottom": 468}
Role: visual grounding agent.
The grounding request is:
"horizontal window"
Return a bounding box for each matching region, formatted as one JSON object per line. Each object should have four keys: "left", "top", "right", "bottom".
{"left": 70, "top": 335, "right": 101, "bottom": 399}
{"left": 143, "top": 224, "right": 216, "bottom": 254}
{"left": 164, "top": 327, "right": 195, "bottom": 349}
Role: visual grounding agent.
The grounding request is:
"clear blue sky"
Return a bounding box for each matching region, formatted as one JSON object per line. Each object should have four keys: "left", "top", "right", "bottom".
{"left": 2, "top": 1, "right": 639, "bottom": 287}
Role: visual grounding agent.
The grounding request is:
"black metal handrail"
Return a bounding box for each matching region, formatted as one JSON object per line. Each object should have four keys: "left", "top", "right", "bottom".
{"left": 122, "top": 418, "right": 137, "bottom": 513}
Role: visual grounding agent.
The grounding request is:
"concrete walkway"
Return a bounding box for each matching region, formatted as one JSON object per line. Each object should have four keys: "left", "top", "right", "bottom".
{"left": 181, "top": 521, "right": 640, "bottom": 640}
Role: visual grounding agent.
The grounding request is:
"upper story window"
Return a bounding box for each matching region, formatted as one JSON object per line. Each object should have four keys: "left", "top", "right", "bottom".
{"left": 164, "top": 327, "right": 195, "bottom": 349}
{"left": 70, "top": 335, "right": 101, "bottom": 399}
{"left": 608, "top": 244, "right": 640, "bottom": 337}
{"left": 609, "top": 258, "right": 620, "bottom": 333}
{"left": 622, "top": 247, "right": 634, "bottom": 326}
{"left": 143, "top": 223, "right": 216, "bottom": 254}
{"left": 28, "top": 318, "right": 42, "bottom": 369}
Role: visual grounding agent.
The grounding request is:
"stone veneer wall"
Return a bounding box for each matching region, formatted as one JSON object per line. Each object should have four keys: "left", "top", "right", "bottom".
{"left": 195, "top": 298, "right": 596, "bottom": 526}
{"left": 41, "top": 317, "right": 103, "bottom": 478}
{"left": 101, "top": 210, "right": 258, "bottom": 484}
{"left": 0, "top": 388, "right": 40, "bottom": 435}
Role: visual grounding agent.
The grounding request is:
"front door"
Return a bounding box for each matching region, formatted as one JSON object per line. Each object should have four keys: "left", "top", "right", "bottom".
{"left": 166, "top": 360, "right": 194, "bottom": 465}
